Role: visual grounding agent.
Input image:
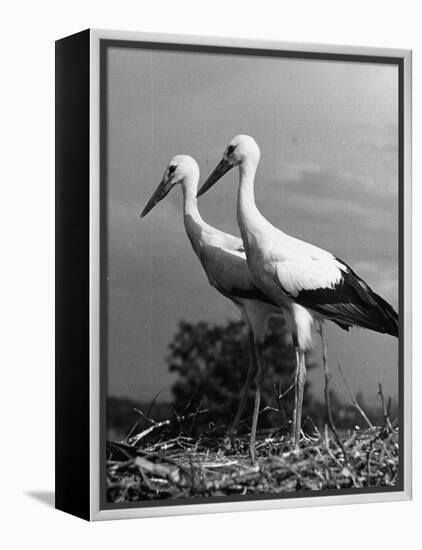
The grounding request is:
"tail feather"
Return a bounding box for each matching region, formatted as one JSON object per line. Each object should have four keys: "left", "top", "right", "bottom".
{"left": 372, "top": 291, "right": 399, "bottom": 337}
{"left": 296, "top": 257, "right": 399, "bottom": 338}
{"left": 340, "top": 260, "right": 399, "bottom": 337}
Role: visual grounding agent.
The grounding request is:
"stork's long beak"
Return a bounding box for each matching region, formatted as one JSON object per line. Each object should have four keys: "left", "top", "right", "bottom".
{"left": 197, "top": 158, "right": 233, "bottom": 198}
{"left": 140, "top": 176, "right": 175, "bottom": 218}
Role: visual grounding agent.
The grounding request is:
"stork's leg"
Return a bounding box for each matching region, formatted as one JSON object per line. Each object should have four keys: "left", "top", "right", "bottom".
{"left": 291, "top": 348, "right": 307, "bottom": 449}
{"left": 229, "top": 329, "right": 256, "bottom": 446}
{"left": 250, "top": 341, "right": 264, "bottom": 463}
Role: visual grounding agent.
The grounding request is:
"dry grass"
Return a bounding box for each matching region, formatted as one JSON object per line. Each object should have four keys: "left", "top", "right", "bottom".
{"left": 106, "top": 421, "right": 399, "bottom": 503}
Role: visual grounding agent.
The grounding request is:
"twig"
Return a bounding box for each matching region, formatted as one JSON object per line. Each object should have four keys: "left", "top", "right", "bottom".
{"left": 378, "top": 383, "right": 393, "bottom": 432}
{"left": 129, "top": 408, "right": 209, "bottom": 445}
{"left": 134, "top": 407, "right": 158, "bottom": 425}
{"left": 188, "top": 399, "right": 203, "bottom": 436}
{"left": 305, "top": 415, "right": 321, "bottom": 438}
{"left": 201, "top": 460, "right": 239, "bottom": 468}
{"left": 330, "top": 373, "right": 352, "bottom": 404}
{"left": 317, "top": 323, "right": 349, "bottom": 465}
{"left": 337, "top": 366, "right": 394, "bottom": 462}
{"left": 124, "top": 419, "right": 142, "bottom": 443}
{"left": 274, "top": 381, "right": 288, "bottom": 423}
{"left": 337, "top": 364, "right": 376, "bottom": 434}
{"left": 277, "top": 382, "right": 295, "bottom": 401}
{"left": 134, "top": 456, "right": 183, "bottom": 486}
{"left": 145, "top": 391, "right": 162, "bottom": 421}
{"left": 129, "top": 419, "right": 172, "bottom": 445}
{"left": 181, "top": 389, "right": 201, "bottom": 414}
{"left": 260, "top": 405, "right": 284, "bottom": 416}
{"left": 123, "top": 395, "right": 163, "bottom": 443}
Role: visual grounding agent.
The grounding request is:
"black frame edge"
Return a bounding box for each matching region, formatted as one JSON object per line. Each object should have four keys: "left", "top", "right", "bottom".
{"left": 55, "top": 29, "right": 91, "bottom": 521}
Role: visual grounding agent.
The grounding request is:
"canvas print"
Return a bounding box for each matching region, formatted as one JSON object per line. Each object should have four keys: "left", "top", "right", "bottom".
{"left": 103, "top": 42, "right": 401, "bottom": 506}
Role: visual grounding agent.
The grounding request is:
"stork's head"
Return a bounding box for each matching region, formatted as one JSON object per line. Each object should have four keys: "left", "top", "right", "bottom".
{"left": 141, "top": 155, "right": 199, "bottom": 217}
{"left": 197, "top": 135, "right": 260, "bottom": 198}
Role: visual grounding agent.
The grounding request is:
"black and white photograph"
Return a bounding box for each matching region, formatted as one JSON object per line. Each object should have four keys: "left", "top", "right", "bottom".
{"left": 102, "top": 38, "right": 404, "bottom": 508}
{"left": 4, "top": 0, "right": 421, "bottom": 544}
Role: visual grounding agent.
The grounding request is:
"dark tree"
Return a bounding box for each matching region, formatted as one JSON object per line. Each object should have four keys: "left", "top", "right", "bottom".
{"left": 168, "top": 316, "right": 316, "bottom": 435}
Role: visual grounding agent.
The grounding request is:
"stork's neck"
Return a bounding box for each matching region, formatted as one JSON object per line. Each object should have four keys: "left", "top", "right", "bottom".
{"left": 236, "top": 160, "right": 269, "bottom": 248}
{"left": 182, "top": 179, "right": 208, "bottom": 255}
{"left": 182, "top": 182, "right": 200, "bottom": 219}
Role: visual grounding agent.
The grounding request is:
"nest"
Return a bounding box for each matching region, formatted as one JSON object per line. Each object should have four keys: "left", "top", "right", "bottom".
{"left": 107, "top": 420, "right": 399, "bottom": 503}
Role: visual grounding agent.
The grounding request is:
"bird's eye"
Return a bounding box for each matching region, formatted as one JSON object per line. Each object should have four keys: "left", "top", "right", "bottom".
{"left": 168, "top": 165, "right": 177, "bottom": 174}
{"left": 226, "top": 145, "right": 235, "bottom": 155}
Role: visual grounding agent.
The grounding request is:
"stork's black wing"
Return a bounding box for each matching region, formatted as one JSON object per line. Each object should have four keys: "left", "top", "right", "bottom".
{"left": 294, "top": 258, "right": 398, "bottom": 337}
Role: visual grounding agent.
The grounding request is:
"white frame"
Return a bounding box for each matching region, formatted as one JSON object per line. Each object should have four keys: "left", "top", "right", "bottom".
{"left": 89, "top": 29, "right": 412, "bottom": 521}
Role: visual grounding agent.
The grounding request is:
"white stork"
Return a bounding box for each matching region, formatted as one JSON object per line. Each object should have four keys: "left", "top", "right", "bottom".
{"left": 141, "top": 155, "right": 281, "bottom": 460}
{"left": 197, "top": 135, "right": 399, "bottom": 449}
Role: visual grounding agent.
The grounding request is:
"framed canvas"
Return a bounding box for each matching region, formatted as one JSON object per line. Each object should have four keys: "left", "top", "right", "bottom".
{"left": 55, "top": 29, "right": 412, "bottom": 521}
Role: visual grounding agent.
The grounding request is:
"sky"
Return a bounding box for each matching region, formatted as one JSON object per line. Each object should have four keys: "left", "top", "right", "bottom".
{"left": 106, "top": 46, "right": 399, "bottom": 406}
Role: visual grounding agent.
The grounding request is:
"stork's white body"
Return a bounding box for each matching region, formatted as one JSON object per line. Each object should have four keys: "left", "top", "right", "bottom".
{"left": 141, "top": 156, "right": 281, "bottom": 454}
{"left": 198, "top": 135, "right": 398, "bottom": 449}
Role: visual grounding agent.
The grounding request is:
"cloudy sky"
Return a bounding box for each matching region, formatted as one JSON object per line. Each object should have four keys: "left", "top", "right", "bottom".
{"left": 106, "top": 46, "right": 399, "bottom": 405}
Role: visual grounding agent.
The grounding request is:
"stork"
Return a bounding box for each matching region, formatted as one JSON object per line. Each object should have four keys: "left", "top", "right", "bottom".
{"left": 141, "top": 155, "right": 281, "bottom": 460}
{"left": 197, "top": 135, "right": 398, "bottom": 449}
